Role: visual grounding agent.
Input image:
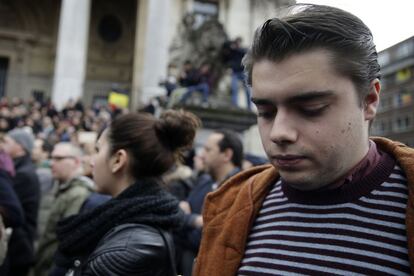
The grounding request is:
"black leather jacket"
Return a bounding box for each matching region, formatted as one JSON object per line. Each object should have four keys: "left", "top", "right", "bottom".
{"left": 67, "top": 223, "right": 176, "bottom": 276}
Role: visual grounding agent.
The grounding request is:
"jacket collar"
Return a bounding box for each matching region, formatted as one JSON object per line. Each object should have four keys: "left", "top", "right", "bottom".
{"left": 199, "top": 137, "right": 414, "bottom": 275}
{"left": 207, "top": 137, "right": 414, "bottom": 216}
{"left": 13, "top": 154, "right": 31, "bottom": 168}
{"left": 58, "top": 176, "right": 94, "bottom": 193}
{"left": 372, "top": 137, "right": 414, "bottom": 268}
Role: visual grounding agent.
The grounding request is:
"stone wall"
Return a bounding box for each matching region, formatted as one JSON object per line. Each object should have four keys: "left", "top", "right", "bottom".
{"left": 0, "top": 0, "right": 60, "bottom": 100}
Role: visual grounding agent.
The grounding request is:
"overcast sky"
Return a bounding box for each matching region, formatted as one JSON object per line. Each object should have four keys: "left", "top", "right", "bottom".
{"left": 296, "top": 0, "right": 413, "bottom": 51}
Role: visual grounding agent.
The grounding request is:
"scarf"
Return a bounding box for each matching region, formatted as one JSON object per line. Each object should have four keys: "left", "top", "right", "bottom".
{"left": 56, "top": 177, "right": 181, "bottom": 257}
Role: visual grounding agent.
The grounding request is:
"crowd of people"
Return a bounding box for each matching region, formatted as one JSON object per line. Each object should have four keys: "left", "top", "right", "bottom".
{"left": 0, "top": 94, "right": 266, "bottom": 275}
{"left": 1, "top": 3, "right": 413, "bottom": 276}
{"left": 162, "top": 36, "right": 252, "bottom": 110}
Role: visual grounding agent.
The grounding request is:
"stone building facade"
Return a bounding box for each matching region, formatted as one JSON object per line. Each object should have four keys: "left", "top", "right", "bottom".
{"left": 372, "top": 36, "right": 414, "bottom": 146}
{"left": 0, "top": 0, "right": 293, "bottom": 110}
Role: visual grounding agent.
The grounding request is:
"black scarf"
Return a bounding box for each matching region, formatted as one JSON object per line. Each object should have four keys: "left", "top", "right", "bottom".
{"left": 56, "top": 177, "right": 181, "bottom": 257}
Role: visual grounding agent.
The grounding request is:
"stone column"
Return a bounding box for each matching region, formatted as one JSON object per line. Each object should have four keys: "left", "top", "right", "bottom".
{"left": 223, "top": 0, "right": 251, "bottom": 43}
{"left": 131, "top": 0, "right": 172, "bottom": 111}
{"left": 51, "top": 0, "right": 91, "bottom": 110}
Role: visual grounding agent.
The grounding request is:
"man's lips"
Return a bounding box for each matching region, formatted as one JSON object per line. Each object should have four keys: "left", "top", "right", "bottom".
{"left": 273, "top": 155, "right": 306, "bottom": 168}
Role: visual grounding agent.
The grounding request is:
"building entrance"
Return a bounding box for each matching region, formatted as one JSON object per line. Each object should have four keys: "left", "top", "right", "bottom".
{"left": 0, "top": 57, "right": 8, "bottom": 98}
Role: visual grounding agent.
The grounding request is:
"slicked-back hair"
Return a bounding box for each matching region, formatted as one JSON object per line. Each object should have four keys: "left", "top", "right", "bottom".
{"left": 215, "top": 129, "right": 244, "bottom": 168}
{"left": 243, "top": 4, "right": 381, "bottom": 104}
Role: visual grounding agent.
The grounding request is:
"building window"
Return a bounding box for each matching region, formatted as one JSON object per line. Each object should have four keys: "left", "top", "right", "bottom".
{"left": 372, "top": 119, "right": 391, "bottom": 135}
{"left": 394, "top": 115, "right": 412, "bottom": 132}
{"left": 382, "top": 74, "right": 396, "bottom": 88}
{"left": 396, "top": 40, "right": 414, "bottom": 60}
{"left": 379, "top": 95, "right": 393, "bottom": 111}
{"left": 193, "top": 0, "right": 218, "bottom": 27}
{"left": 98, "top": 15, "right": 123, "bottom": 43}
{"left": 380, "top": 121, "right": 387, "bottom": 133}
{"left": 0, "top": 57, "right": 8, "bottom": 98}
{"left": 395, "top": 68, "right": 412, "bottom": 83}
{"left": 378, "top": 52, "right": 390, "bottom": 67}
{"left": 393, "top": 90, "right": 413, "bottom": 108}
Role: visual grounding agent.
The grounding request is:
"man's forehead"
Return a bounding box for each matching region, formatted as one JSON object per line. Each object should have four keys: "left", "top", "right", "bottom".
{"left": 203, "top": 133, "right": 222, "bottom": 149}
{"left": 53, "top": 144, "right": 71, "bottom": 155}
{"left": 251, "top": 52, "right": 349, "bottom": 105}
{"left": 209, "top": 133, "right": 223, "bottom": 143}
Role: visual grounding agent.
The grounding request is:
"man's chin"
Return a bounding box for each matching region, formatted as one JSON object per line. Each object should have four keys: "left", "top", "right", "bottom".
{"left": 279, "top": 172, "right": 323, "bottom": 191}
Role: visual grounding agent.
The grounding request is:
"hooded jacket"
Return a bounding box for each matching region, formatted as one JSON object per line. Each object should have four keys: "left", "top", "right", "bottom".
{"left": 35, "top": 176, "right": 94, "bottom": 276}
{"left": 193, "top": 137, "right": 414, "bottom": 276}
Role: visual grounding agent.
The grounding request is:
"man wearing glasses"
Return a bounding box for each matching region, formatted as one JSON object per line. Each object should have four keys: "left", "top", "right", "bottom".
{"left": 34, "top": 142, "right": 94, "bottom": 276}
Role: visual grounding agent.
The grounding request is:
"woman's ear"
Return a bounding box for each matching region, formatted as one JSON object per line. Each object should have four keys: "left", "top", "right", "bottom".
{"left": 364, "top": 78, "right": 381, "bottom": 121}
{"left": 110, "top": 149, "right": 128, "bottom": 174}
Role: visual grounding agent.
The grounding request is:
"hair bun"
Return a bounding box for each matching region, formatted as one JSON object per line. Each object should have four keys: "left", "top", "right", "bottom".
{"left": 154, "top": 110, "right": 201, "bottom": 152}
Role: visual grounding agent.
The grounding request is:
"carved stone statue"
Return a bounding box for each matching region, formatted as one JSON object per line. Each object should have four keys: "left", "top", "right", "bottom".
{"left": 168, "top": 13, "right": 230, "bottom": 104}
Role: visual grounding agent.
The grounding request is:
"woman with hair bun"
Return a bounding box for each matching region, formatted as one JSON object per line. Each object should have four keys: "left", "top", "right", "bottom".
{"left": 53, "top": 110, "right": 201, "bottom": 276}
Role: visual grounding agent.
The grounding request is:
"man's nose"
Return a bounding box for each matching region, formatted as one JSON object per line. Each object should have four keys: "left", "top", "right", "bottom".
{"left": 89, "top": 158, "right": 95, "bottom": 169}
{"left": 269, "top": 109, "right": 298, "bottom": 145}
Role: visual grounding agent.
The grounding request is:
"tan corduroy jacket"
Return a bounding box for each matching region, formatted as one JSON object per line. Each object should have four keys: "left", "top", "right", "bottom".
{"left": 193, "top": 137, "right": 414, "bottom": 276}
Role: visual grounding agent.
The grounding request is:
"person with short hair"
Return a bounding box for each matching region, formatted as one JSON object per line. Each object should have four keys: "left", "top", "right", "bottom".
{"left": 227, "top": 37, "right": 252, "bottom": 109}
{"left": 34, "top": 142, "right": 95, "bottom": 276}
{"left": 176, "top": 129, "right": 243, "bottom": 276}
{"left": 54, "top": 110, "right": 200, "bottom": 275}
{"left": 194, "top": 4, "right": 414, "bottom": 275}
{"left": 0, "top": 128, "right": 40, "bottom": 276}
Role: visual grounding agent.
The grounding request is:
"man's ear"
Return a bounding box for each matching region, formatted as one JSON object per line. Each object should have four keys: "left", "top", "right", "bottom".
{"left": 110, "top": 149, "right": 128, "bottom": 174}
{"left": 223, "top": 148, "right": 234, "bottom": 163}
{"left": 73, "top": 157, "right": 82, "bottom": 167}
{"left": 364, "top": 78, "right": 381, "bottom": 121}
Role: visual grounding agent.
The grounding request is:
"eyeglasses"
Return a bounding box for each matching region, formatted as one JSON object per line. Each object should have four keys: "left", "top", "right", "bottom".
{"left": 51, "top": 156, "right": 76, "bottom": 161}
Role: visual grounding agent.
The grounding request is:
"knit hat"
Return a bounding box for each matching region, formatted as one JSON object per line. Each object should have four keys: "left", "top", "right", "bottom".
{"left": 7, "top": 128, "right": 34, "bottom": 155}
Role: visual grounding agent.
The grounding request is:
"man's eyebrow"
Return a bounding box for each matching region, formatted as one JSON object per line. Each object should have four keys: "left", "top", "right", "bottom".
{"left": 251, "top": 90, "right": 335, "bottom": 106}
{"left": 288, "top": 90, "right": 335, "bottom": 104}
{"left": 251, "top": 98, "right": 273, "bottom": 106}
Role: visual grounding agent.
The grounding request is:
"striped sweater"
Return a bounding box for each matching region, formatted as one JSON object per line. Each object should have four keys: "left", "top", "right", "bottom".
{"left": 238, "top": 161, "right": 410, "bottom": 275}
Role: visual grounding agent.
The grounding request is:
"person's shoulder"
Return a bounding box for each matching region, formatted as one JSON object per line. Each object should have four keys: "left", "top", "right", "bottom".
{"left": 219, "top": 164, "right": 276, "bottom": 192}
{"left": 204, "top": 164, "right": 278, "bottom": 212}
{"left": 98, "top": 223, "right": 166, "bottom": 252}
{"left": 65, "top": 176, "right": 94, "bottom": 193}
{"left": 58, "top": 178, "right": 93, "bottom": 204}
{"left": 70, "top": 176, "right": 94, "bottom": 188}
{"left": 13, "top": 162, "right": 40, "bottom": 187}
{"left": 85, "top": 224, "right": 169, "bottom": 274}
{"left": 373, "top": 137, "right": 414, "bottom": 162}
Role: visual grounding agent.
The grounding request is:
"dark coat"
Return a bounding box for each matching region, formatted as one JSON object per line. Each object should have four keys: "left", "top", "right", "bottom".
{"left": 8, "top": 155, "right": 40, "bottom": 266}
{"left": 0, "top": 169, "right": 23, "bottom": 227}
{"left": 179, "top": 169, "right": 240, "bottom": 252}
{"left": 178, "top": 174, "right": 213, "bottom": 252}
{"left": 68, "top": 223, "right": 176, "bottom": 276}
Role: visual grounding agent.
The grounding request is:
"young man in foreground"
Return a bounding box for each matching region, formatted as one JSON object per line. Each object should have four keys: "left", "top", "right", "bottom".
{"left": 194, "top": 4, "right": 413, "bottom": 275}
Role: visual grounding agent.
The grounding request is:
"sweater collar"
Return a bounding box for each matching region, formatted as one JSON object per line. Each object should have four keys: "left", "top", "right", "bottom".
{"left": 281, "top": 141, "right": 396, "bottom": 205}
{"left": 318, "top": 140, "right": 381, "bottom": 191}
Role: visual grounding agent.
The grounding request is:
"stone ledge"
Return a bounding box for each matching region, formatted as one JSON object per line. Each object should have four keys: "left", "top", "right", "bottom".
{"left": 173, "top": 103, "right": 257, "bottom": 132}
